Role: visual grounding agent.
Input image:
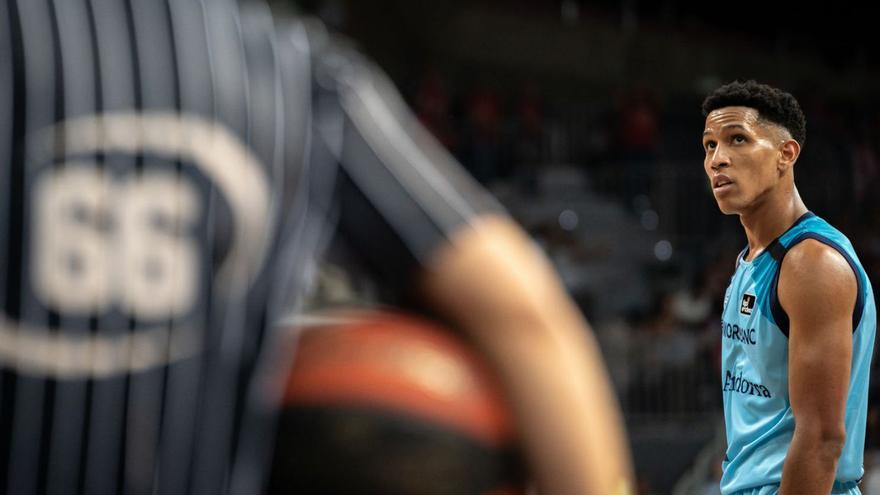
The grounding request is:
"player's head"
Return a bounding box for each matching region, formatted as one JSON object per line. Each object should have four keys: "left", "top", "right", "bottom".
{"left": 701, "top": 80, "right": 806, "bottom": 215}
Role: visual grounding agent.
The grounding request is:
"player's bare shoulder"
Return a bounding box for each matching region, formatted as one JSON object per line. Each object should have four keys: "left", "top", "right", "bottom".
{"left": 778, "top": 239, "right": 858, "bottom": 323}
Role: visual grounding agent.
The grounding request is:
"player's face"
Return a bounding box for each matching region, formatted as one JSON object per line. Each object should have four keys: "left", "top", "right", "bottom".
{"left": 702, "top": 106, "right": 783, "bottom": 215}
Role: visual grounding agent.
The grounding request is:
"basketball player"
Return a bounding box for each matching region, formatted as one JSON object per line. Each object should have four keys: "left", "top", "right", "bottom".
{"left": 702, "top": 80, "right": 876, "bottom": 495}
{"left": 0, "top": 0, "right": 632, "bottom": 494}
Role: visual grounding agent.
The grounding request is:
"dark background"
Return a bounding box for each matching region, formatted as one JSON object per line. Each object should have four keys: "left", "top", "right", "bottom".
{"left": 271, "top": 2, "right": 880, "bottom": 493}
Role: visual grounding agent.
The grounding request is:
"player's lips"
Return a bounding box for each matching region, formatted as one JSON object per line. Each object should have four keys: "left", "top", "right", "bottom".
{"left": 713, "top": 175, "right": 734, "bottom": 191}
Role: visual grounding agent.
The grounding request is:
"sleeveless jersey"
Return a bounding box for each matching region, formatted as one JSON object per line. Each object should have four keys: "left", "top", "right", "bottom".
{"left": 720, "top": 212, "right": 876, "bottom": 494}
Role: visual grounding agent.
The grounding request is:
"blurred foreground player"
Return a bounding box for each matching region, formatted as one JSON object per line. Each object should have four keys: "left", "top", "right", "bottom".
{"left": 702, "top": 81, "right": 875, "bottom": 495}
{"left": 0, "top": 0, "right": 632, "bottom": 493}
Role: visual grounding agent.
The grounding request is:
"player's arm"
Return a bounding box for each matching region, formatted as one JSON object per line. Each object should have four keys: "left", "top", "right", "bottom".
{"left": 778, "top": 240, "right": 856, "bottom": 495}
{"left": 420, "top": 215, "right": 633, "bottom": 495}
{"left": 308, "top": 32, "right": 634, "bottom": 494}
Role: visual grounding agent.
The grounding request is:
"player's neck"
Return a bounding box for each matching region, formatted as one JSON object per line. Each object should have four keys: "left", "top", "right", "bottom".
{"left": 740, "top": 187, "right": 808, "bottom": 261}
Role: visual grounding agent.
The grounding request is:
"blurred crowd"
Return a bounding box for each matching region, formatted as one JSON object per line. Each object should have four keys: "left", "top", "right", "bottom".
{"left": 406, "top": 67, "right": 880, "bottom": 494}
{"left": 278, "top": 1, "right": 880, "bottom": 490}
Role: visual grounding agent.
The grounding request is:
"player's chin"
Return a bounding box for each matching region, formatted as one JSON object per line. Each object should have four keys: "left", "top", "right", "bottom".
{"left": 713, "top": 198, "right": 739, "bottom": 215}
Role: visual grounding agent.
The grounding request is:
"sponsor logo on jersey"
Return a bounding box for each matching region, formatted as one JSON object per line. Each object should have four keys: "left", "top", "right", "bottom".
{"left": 740, "top": 293, "right": 756, "bottom": 315}
{"left": 723, "top": 369, "right": 772, "bottom": 398}
{"left": 721, "top": 320, "right": 757, "bottom": 345}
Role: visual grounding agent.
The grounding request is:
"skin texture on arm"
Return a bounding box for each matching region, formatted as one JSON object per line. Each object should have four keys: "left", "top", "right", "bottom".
{"left": 778, "top": 239, "right": 856, "bottom": 495}
{"left": 419, "top": 214, "right": 634, "bottom": 495}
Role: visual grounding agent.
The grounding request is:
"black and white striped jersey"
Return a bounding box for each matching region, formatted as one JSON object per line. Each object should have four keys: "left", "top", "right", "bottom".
{"left": 0, "top": 1, "right": 501, "bottom": 493}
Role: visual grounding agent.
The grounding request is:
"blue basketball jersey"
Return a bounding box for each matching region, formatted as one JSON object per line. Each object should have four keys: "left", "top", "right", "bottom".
{"left": 720, "top": 212, "right": 876, "bottom": 495}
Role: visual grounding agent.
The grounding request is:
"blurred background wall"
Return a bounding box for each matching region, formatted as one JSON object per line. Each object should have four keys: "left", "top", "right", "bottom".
{"left": 269, "top": 1, "right": 880, "bottom": 493}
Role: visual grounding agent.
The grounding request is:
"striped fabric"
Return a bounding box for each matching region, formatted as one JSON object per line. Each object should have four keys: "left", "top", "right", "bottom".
{"left": 0, "top": 1, "right": 501, "bottom": 493}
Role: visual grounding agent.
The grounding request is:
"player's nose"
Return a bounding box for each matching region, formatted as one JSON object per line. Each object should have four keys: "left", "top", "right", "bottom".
{"left": 708, "top": 145, "right": 731, "bottom": 170}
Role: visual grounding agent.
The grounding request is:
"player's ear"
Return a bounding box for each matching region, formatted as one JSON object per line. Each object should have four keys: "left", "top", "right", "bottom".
{"left": 778, "top": 138, "right": 800, "bottom": 174}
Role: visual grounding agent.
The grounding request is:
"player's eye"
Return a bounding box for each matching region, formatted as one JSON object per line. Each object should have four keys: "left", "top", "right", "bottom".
{"left": 704, "top": 140, "right": 716, "bottom": 151}
{"left": 732, "top": 134, "right": 747, "bottom": 144}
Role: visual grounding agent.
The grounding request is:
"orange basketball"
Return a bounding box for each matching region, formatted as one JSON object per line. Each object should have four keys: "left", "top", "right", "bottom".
{"left": 269, "top": 309, "right": 525, "bottom": 495}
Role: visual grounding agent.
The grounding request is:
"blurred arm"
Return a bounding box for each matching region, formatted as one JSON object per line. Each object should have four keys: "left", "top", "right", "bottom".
{"left": 309, "top": 32, "right": 634, "bottom": 493}
{"left": 778, "top": 240, "right": 855, "bottom": 495}
{"left": 420, "top": 214, "right": 634, "bottom": 495}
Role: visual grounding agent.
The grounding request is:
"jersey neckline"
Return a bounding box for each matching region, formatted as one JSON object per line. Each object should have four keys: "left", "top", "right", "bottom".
{"left": 738, "top": 211, "right": 815, "bottom": 266}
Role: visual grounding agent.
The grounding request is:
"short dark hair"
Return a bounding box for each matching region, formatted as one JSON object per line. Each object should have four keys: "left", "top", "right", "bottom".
{"left": 702, "top": 80, "right": 806, "bottom": 147}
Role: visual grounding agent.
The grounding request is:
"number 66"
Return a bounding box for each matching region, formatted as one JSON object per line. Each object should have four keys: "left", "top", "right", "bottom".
{"left": 31, "top": 165, "right": 201, "bottom": 319}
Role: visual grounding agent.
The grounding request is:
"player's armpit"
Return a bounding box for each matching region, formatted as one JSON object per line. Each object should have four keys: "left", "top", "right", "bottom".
{"left": 778, "top": 239, "right": 856, "bottom": 495}
{"left": 419, "top": 213, "right": 634, "bottom": 495}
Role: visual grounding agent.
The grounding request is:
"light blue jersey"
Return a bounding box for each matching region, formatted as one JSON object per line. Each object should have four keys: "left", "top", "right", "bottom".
{"left": 720, "top": 212, "right": 876, "bottom": 495}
